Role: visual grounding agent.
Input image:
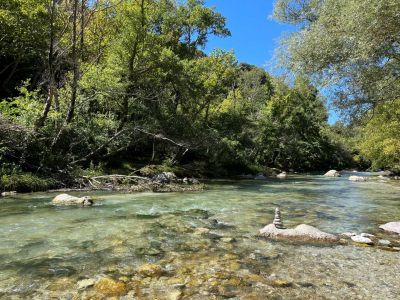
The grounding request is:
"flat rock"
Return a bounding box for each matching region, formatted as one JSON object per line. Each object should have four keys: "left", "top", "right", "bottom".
{"left": 349, "top": 176, "right": 368, "bottom": 182}
{"left": 52, "top": 194, "right": 93, "bottom": 206}
{"left": 259, "top": 224, "right": 338, "bottom": 242}
{"left": 324, "top": 170, "right": 341, "bottom": 177}
{"left": 351, "top": 235, "right": 373, "bottom": 245}
{"left": 379, "top": 222, "right": 400, "bottom": 235}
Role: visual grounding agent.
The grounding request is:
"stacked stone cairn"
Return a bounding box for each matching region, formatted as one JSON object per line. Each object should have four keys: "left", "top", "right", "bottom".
{"left": 273, "top": 207, "right": 285, "bottom": 229}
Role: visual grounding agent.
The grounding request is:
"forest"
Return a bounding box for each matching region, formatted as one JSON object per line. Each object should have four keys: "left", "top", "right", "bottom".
{"left": 0, "top": 0, "right": 399, "bottom": 191}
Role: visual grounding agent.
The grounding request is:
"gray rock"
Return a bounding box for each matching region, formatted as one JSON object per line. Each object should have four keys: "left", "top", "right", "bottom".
{"left": 379, "top": 222, "right": 400, "bottom": 235}
{"left": 324, "top": 170, "right": 341, "bottom": 177}
{"left": 152, "top": 172, "right": 177, "bottom": 184}
{"left": 378, "top": 239, "right": 391, "bottom": 246}
{"left": 259, "top": 224, "right": 338, "bottom": 242}
{"left": 351, "top": 235, "right": 373, "bottom": 245}
{"left": 348, "top": 176, "right": 368, "bottom": 182}
{"left": 52, "top": 194, "right": 93, "bottom": 206}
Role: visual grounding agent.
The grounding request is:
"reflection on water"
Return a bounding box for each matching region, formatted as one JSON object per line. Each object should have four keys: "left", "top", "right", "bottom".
{"left": 0, "top": 174, "right": 399, "bottom": 299}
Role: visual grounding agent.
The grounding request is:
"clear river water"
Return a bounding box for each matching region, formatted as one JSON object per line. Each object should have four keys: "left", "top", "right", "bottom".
{"left": 0, "top": 173, "right": 399, "bottom": 299}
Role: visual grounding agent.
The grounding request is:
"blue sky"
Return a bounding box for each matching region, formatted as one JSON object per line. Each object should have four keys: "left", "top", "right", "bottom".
{"left": 203, "top": 0, "right": 339, "bottom": 124}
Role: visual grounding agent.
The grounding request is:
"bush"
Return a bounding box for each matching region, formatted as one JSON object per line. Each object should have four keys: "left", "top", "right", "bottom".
{"left": 0, "top": 173, "right": 57, "bottom": 193}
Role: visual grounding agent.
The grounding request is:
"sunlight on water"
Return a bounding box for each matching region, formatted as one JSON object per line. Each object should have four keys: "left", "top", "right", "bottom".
{"left": 0, "top": 174, "right": 399, "bottom": 299}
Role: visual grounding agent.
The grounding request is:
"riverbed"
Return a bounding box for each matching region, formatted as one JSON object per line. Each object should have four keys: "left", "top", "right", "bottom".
{"left": 0, "top": 173, "right": 399, "bottom": 299}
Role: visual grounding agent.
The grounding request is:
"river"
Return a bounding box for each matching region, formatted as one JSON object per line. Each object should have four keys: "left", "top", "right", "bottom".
{"left": 0, "top": 173, "right": 399, "bottom": 299}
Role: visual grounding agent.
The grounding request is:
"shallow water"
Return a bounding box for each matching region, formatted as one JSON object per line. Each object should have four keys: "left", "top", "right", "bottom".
{"left": 0, "top": 173, "right": 399, "bottom": 299}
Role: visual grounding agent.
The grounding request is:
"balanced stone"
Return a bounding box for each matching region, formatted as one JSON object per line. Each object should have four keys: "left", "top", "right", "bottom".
{"left": 273, "top": 207, "right": 285, "bottom": 229}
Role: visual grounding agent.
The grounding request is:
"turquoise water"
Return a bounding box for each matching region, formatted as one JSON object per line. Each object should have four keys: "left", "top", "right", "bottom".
{"left": 0, "top": 174, "right": 399, "bottom": 299}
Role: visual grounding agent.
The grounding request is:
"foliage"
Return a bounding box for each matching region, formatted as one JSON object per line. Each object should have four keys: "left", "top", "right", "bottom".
{"left": 358, "top": 99, "right": 400, "bottom": 172}
{"left": 274, "top": 0, "right": 400, "bottom": 171}
{"left": 0, "top": 0, "right": 356, "bottom": 186}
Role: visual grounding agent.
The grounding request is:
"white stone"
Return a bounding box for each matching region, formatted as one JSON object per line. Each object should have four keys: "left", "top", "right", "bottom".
{"left": 351, "top": 235, "right": 373, "bottom": 245}
{"left": 379, "top": 222, "right": 400, "bottom": 235}
{"left": 276, "top": 172, "right": 287, "bottom": 179}
{"left": 52, "top": 194, "right": 93, "bottom": 206}
{"left": 378, "top": 239, "right": 391, "bottom": 246}
{"left": 324, "top": 170, "right": 341, "bottom": 177}
{"left": 259, "top": 224, "right": 338, "bottom": 242}
{"left": 349, "top": 176, "right": 368, "bottom": 182}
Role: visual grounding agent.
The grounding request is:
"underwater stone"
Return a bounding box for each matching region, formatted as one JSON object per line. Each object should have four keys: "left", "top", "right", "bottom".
{"left": 94, "top": 277, "right": 127, "bottom": 297}
{"left": 137, "top": 263, "right": 164, "bottom": 278}
{"left": 77, "top": 278, "right": 96, "bottom": 290}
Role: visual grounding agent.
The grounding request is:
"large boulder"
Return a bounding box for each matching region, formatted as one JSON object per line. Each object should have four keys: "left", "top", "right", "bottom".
{"left": 152, "top": 172, "right": 177, "bottom": 184}
{"left": 324, "top": 170, "right": 341, "bottom": 177}
{"left": 379, "top": 222, "right": 400, "bottom": 235}
{"left": 259, "top": 224, "right": 338, "bottom": 242}
{"left": 52, "top": 194, "right": 93, "bottom": 206}
{"left": 349, "top": 176, "right": 367, "bottom": 182}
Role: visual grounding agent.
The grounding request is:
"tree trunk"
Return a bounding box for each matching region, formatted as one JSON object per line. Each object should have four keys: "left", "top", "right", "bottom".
{"left": 66, "top": 0, "right": 79, "bottom": 123}
{"left": 35, "top": 0, "right": 57, "bottom": 130}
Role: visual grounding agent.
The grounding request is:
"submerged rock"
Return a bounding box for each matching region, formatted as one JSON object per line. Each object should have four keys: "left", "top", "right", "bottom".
{"left": 94, "top": 277, "right": 127, "bottom": 297}
{"left": 348, "top": 176, "right": 368, "bottom": 182}
{"left": 52, "top": 194, "right": 93, "bottom": 206}
{"left": 324, "top": 170, "right": 341, "bottom": 177}
{"left": 254, "top": 173, "right": 267, "bottom": 180}
{"left": 351, "top": 235, "right": 373, "bottom": 245}
{"left": 77, "top": 278, "right": 96, "bottom": 290}
{"left": 259, "top": 224, "right": 338, "bottom": 242}
{"left": 137, "top": 263, "right": 164, "bottom": 278}
{"left": 379, "top": 222, "right": 400, "bottom": 235}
